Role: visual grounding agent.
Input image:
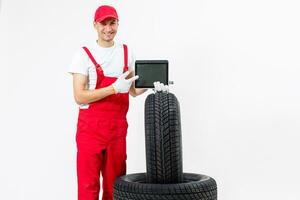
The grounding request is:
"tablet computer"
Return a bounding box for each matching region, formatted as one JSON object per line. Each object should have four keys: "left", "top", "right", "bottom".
{"left": 135, "top": 60, "right": 169, "bottom": 88}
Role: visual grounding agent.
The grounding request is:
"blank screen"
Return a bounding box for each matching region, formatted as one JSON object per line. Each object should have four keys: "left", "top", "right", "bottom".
{"left": 135, "top": 62, "right": 168, "bottom": 88}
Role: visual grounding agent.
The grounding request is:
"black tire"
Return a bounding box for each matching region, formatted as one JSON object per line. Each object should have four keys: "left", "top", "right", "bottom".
{"left": 145, "top": 93, "right": 183, "bottom": 183}
{"left": 114, "top": 173, "right": 217, "bottom": 200}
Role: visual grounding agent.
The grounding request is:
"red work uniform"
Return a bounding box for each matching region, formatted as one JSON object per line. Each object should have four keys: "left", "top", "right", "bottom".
{"left": 76, "top": 44, "right": 129, "bottom": 200}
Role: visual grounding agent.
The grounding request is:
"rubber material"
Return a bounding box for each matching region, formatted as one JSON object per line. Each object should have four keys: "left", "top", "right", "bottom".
{"left": 114, "top": 173, "right": 217, "bottom": 200}
{"left": 144, "top": 93, "right": 183, "bottom": 183}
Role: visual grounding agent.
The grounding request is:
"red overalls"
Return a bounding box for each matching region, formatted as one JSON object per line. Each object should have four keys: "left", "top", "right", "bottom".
{"left": 76, "top": 45, "right": 129, "bottom": 200}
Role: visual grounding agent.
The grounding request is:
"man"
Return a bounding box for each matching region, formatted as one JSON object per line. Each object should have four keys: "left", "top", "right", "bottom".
{"left": 68, "top": 5, "right": 147, "bottom": 200}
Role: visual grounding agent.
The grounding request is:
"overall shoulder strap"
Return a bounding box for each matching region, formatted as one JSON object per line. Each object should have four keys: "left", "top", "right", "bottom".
{"left": 123, "top": 44, "right": 128, "bottom": 72}
{"left": 82, "top": 47, "right": 102, "bottom": 70}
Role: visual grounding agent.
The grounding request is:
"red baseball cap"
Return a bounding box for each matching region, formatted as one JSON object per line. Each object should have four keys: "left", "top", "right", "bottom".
{"left": 94, "top": 5, "right": 118, "bottom": 22}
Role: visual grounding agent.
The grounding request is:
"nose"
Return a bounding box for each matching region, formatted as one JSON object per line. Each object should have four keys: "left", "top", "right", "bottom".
{"left": 104, "top": 24, "right": 113, "bottom": 32}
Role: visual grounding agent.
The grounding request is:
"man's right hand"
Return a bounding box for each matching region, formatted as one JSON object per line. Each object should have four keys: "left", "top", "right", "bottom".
{"left": 112, "top": 71, "right": 139, "bottom": 93}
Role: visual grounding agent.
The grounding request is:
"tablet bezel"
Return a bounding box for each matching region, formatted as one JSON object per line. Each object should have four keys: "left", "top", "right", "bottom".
{"left": 134, "top": 60, "right": 169, "bottom": 88}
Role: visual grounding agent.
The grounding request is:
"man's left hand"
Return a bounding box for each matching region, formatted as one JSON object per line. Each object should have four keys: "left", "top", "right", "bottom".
{"left": 153, "top": 81, "right": 169, "bottom": 93}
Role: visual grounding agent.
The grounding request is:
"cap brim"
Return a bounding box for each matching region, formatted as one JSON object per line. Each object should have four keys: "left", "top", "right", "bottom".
{"left": 95, "top": 15, "right": 118, "bottom": 22}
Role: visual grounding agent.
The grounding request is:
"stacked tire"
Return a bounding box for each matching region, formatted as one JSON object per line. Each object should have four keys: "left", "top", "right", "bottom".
{"left": 114, "top": 93, "right": 217, "bottom": 200}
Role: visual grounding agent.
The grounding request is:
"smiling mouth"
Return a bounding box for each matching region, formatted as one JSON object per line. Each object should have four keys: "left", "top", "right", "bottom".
{"left": 104, "top": 32, "right": 114, "bottom": 36}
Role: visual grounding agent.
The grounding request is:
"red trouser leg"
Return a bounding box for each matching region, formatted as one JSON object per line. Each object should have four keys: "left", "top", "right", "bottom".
{"left": 76, "top": 137, "right": 127, "bottom": 200}
{"left": 77, "top": 150, "right": 103, "bottom": 200}
{"left": 102, "top": 137, "right": 127, "bottom": 200}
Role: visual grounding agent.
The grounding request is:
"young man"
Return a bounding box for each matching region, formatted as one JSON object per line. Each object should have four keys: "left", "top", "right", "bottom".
{"left": 68, "top": 5, "right": 147, "bottom": 200}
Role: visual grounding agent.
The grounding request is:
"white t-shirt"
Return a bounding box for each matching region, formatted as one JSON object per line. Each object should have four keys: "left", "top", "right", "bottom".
{"left": 68, "top": 41, "right": 135, "bottom": 108}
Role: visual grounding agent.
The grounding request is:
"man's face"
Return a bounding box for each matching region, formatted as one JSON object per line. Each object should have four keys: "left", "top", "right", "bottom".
{"left": 94, "top": 18, "right": 119, "bottom": 42}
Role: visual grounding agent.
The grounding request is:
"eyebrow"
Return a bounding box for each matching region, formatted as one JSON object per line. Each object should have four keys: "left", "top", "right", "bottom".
{"left": 101, "top": 20, "right": 117, "bottom": 24}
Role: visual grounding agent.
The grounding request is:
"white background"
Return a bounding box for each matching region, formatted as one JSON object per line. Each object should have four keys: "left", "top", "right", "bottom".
{"left": 1, "top": 0, "right": 300, "bottom": 199}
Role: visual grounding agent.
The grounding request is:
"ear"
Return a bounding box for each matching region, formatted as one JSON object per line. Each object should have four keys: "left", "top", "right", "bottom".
{"left": 93, "top": 21, "right": 97, "bottom": 29}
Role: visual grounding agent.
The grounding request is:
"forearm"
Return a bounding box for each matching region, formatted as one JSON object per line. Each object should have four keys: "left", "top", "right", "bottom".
{"left": 130, "top": 88, "right": 147, "bottom": 97}
{"left": 74, "top": 85, "right": 115, "bottom": 105}
{"left": 135, "top": 88, "right": 147, "bottom": 95}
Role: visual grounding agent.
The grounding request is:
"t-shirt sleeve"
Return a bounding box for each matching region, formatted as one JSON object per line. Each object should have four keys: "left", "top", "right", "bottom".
{"left": 128, "top": 47, "right": 136, "bottom": 71}
{"left": 68, "top": 48, "right": 89, "bottom": 76}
